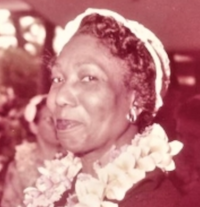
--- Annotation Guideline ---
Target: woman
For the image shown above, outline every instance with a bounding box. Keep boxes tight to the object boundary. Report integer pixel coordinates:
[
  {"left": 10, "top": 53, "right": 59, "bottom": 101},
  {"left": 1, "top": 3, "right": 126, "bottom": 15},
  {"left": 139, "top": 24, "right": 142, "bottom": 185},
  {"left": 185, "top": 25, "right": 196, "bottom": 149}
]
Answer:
[
  {"left": 24, "top": 9, "right": 183, "bottom": 207},
  {"left": 1, "top": 95, "right": 61, "bottom": 207}
]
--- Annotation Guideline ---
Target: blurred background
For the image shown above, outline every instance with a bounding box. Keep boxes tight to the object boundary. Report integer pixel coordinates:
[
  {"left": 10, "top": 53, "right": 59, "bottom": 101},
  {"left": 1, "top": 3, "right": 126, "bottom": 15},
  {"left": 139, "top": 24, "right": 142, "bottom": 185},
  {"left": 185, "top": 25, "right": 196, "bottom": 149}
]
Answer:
[
  {"left": 0, "top": 0, "right": 200, "bottom": 198},
  {"left": 1, "top": 0, "right": 200, "bottom": 101},
  {"left": 1, "top": 0, "right": 200, "bottom": 97}
]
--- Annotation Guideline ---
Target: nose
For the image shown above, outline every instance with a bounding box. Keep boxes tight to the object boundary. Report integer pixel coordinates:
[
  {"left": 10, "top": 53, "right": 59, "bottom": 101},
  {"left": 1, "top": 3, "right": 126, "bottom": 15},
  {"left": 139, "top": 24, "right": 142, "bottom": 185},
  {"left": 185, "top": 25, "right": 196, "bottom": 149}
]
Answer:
[{"left": 55, "top": 82, "right": 77, "bottom": 107}]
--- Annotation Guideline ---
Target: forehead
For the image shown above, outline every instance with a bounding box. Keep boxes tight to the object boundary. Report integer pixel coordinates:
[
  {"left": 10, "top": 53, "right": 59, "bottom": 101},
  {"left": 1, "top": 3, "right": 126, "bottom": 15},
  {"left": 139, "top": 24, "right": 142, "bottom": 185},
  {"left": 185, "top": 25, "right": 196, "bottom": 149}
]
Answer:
[
  {"left": 53, "top": 34, "right": 127, "bottom": 76},
  {"left": 61, "top": 34, "right": 110, "bottom": 55}
]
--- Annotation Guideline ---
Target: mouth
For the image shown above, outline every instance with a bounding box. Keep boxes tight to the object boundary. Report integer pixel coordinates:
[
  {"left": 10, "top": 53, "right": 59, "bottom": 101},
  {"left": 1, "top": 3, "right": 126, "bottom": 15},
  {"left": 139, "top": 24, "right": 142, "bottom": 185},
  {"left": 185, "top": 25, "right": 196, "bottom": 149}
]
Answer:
[{"left": 56, "top": 119, "right": 82, "bottom": 132}]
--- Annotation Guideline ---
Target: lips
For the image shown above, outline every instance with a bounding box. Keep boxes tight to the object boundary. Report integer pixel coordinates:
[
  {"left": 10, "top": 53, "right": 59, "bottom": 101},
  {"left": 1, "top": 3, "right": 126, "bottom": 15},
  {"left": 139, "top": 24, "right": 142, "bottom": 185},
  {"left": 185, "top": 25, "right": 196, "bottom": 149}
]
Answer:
[{"left": 56, "top": 119, "right": 82, "bottom": 131}]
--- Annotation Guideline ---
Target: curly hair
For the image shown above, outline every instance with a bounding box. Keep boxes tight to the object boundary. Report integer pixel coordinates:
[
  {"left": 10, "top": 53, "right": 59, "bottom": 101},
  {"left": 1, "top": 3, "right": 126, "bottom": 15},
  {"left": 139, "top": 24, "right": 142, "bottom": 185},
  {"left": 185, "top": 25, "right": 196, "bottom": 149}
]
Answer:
[{"left": 76, "top": 13, "right": 156, "bottom": 132}]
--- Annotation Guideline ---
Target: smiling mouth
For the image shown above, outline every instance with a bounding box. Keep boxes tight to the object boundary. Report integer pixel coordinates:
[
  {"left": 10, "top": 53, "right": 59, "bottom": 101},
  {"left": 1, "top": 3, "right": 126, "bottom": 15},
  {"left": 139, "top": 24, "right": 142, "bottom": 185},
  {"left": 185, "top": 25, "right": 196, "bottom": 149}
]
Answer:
[{"left": 56, "top": 119, "right": 82, "bottom": 131}]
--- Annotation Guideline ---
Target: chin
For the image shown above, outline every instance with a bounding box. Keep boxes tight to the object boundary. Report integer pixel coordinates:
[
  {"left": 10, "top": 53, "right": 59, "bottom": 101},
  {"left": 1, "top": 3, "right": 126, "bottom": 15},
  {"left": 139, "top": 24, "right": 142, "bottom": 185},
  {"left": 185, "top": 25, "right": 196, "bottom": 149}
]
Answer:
[
  {"left": 59, "top": 140, "right": 83, "bottom": 154},
  {"left": 60, "top": 143, "right": 93, "bottom": 157}
]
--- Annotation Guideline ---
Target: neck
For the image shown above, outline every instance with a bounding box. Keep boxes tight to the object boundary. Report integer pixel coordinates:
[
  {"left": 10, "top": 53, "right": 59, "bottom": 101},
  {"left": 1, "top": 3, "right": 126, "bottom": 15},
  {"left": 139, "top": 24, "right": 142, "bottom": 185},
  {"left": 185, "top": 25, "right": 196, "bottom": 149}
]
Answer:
[
  {"left": 80, "top": 125, "right": 138, "bottom": 177},
  {"left": 37, "top": 136, "right": 60, "bottom": 160}
]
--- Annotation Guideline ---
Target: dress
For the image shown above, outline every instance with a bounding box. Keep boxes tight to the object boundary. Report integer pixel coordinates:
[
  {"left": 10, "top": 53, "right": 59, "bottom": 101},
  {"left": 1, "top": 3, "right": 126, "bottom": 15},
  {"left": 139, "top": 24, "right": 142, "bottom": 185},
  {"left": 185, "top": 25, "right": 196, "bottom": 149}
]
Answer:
[
  {"left": 118, "top": 169, "right": 181, "bottom": 207},
  {"left": 176, "top": 181, "right": 200, "bottom": 207}
]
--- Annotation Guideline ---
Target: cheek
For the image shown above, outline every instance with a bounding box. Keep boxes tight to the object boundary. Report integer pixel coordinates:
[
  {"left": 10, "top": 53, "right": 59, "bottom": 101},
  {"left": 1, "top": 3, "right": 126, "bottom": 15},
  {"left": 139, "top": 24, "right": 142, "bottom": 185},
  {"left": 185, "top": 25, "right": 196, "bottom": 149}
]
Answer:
[
  {"left": 80, "top": 89, "right": 117, "bottom": 122},
  {"left": 47, "top": 90, "right": 56, "bottom": 113},
  {"left": 40, "top": 121, "right": 55, "bottom": 136}
]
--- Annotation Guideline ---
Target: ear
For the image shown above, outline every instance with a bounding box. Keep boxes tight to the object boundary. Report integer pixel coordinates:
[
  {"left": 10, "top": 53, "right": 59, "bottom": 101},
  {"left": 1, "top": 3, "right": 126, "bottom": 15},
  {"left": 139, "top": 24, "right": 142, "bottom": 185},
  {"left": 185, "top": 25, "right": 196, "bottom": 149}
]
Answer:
[
  {"left": 129, "top": 91, "right": 142, "bottom": 116},
  {"left": 129, "top": 90, "right": 137, "bottom": 107},
  {"left": 29, "top": 122, "right": 38, "bottom": 135}
]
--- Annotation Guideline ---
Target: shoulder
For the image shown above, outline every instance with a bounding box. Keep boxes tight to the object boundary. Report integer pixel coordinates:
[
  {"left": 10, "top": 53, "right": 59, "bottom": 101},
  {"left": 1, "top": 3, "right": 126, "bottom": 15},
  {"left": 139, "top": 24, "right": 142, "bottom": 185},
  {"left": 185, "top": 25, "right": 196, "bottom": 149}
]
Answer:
[
  {"left": 119, "top": 169, "right": 181, "bottom": 207},
  {"left": 176, "top": 179, "right": 200, "bottom": 207}
]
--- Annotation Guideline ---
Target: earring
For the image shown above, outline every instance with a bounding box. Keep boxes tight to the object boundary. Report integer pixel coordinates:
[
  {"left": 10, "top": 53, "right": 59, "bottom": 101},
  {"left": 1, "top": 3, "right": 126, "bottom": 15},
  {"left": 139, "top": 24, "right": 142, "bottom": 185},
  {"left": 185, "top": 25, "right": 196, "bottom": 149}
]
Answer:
[{"left": 126, "top": 107, "right": 137, "bottom": 123}]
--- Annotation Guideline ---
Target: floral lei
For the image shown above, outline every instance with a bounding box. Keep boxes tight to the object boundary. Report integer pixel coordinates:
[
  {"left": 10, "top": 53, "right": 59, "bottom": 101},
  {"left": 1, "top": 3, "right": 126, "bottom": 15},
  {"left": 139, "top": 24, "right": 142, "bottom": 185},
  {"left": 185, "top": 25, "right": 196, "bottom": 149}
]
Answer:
[{"left": 23, "top": 124, "right": 183, "bottom": 207}]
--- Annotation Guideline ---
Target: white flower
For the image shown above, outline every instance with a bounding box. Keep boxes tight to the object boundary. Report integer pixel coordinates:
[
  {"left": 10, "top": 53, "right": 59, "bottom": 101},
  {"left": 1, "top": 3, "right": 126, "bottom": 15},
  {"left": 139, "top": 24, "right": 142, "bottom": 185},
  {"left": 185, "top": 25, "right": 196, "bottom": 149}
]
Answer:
[
  {"left": 66, "top": 194, "right": 79, "bottom": 207},
  {"left": 74, "top": 173, "right": 117, "bottom": 207},
  {"left": 137, "top": 156, "right": 156, "bottom": 171},
  {"left": 169, "top": 140, "right": 183, "bottom": 156},
  {"left": 75, "top": 174, "right": 105, "bottom": 200},
  {"left": 96, "top": 152, "right": 145, "bottom": 201},
  {"left": 35, "top": 175, "right": 53, "bottom": 192},
  {"left": 134, "top": 124, "right": 183, "bottom": 171},
  {"left": 23, "top": 187, "right": 41, "bottom": 207}
]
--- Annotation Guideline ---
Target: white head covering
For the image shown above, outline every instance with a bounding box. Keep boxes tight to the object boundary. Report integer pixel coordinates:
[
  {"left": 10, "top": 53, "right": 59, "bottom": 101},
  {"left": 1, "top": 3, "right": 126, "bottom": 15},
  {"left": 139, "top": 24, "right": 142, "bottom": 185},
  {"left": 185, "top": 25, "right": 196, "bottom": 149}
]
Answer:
[
  {"left": 62, "top": 8, "right": 170, "bottom": 112},
  {"left": 24, "top": 94, "right": 47, "bottom": 122}
]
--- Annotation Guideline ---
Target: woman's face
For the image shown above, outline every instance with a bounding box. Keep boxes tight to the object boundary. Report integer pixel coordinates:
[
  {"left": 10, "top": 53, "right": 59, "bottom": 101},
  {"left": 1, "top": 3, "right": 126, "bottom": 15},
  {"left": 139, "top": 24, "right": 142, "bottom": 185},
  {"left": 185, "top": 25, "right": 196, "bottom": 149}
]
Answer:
[{"left": 47, "top": 34, "right": 135, "bottom": 155}]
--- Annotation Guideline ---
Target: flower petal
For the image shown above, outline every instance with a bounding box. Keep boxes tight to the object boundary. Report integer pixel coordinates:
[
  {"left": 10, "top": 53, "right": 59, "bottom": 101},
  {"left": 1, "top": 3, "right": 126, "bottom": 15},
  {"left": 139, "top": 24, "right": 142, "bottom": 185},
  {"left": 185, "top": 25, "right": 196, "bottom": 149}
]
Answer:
[
  {"left": 75, "top": 174, "right": 105, "bottom": 200},
  {"left": 137, "top": 156, "right": 155, "bottom": 171},
  {"left": 105, "top": 172, "right": 137, "bottom": 201},
  {"left": 97, "top": 163, "right": 124, "bottom": 184},
  {"left": 37, "top": 167, "right": 50, "bottom": 177},
  {"left": 128, "top": 169, "right": 146, "bottom": 184},
  {"left": 169, "top": 140, "right": 184, "bottom": 156},
  {"left": 105, "top": 179, "right": 126, "bottom": 200},
  {"left": 149, "top": 138, "right": 170, "bottom": 153},
  {"left": 164, "top": 160, "right": 175, "bottom": 171},
  {"left": 149, "top": 152, "right": 162, "bottom": 164},
  {"left": 126, "top": 145, "right": 141, "bottom": 160},
  {"left": 96, "top": 167, "right": 109, "bottom": 184},
  {"left": 79, "top": 195, "right": 101, "bottom": 207},
  {"left": 74, "top": 204, "right": 89, "bottom": 207},
  {"left": 102, "top": 201, "right": 118, "bottom": 207},
  {"left": 113, "top": 152, "right": 135, "bottom": 171}
]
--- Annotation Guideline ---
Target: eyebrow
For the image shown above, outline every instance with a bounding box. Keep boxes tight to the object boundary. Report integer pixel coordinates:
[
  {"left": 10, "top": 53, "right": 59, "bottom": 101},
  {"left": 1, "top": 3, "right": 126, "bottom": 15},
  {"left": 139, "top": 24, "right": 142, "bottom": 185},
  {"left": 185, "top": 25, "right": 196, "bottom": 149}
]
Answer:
[{"left": 49, "top": 57, "right": 107, "bottom": 75}]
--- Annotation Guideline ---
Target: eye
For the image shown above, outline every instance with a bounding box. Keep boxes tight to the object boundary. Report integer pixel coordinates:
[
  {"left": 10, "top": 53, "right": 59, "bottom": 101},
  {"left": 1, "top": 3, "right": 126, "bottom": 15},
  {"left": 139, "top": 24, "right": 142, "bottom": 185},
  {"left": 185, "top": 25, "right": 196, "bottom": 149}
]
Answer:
[
  {"left": 51, "top": 77, "right": 64, "bottom": 84},
  {"left": 82, "top": 76, "right": 97, "bottom": 82}
]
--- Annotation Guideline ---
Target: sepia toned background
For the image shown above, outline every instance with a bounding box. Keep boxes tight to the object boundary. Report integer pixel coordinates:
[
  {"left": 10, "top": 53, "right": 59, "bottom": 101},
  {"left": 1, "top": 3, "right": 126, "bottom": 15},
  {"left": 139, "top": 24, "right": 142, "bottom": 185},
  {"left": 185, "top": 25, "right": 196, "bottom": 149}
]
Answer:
[{"left": 0, "top": 0, "right": 200, "bottom": 200}]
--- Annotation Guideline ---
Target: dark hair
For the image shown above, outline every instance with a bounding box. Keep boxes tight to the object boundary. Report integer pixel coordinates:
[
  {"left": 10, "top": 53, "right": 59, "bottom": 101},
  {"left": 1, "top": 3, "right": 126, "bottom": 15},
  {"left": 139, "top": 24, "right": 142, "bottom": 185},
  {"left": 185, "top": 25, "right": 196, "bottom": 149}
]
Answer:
[
  {"left": 76, "top": 13, "right": 156, "bottom": 132},
  {"left": 33, "top": 97, "right": 47, "bottom": 124}
]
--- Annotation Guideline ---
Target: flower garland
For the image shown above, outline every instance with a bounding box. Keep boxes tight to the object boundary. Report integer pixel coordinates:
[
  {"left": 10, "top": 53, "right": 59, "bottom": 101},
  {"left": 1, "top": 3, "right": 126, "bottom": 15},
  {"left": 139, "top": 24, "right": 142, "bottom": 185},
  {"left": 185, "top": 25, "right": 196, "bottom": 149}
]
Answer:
[{"left": 23, "top": 124, "right": 183, "bottom": 207}]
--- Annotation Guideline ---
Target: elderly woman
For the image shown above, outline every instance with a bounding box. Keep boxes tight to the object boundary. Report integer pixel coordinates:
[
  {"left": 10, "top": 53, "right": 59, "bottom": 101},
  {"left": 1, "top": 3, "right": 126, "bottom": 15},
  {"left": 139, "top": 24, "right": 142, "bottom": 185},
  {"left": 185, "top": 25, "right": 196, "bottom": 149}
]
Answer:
[{"left": 24, "top": 8, "right": 183, "bottom": 207}]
